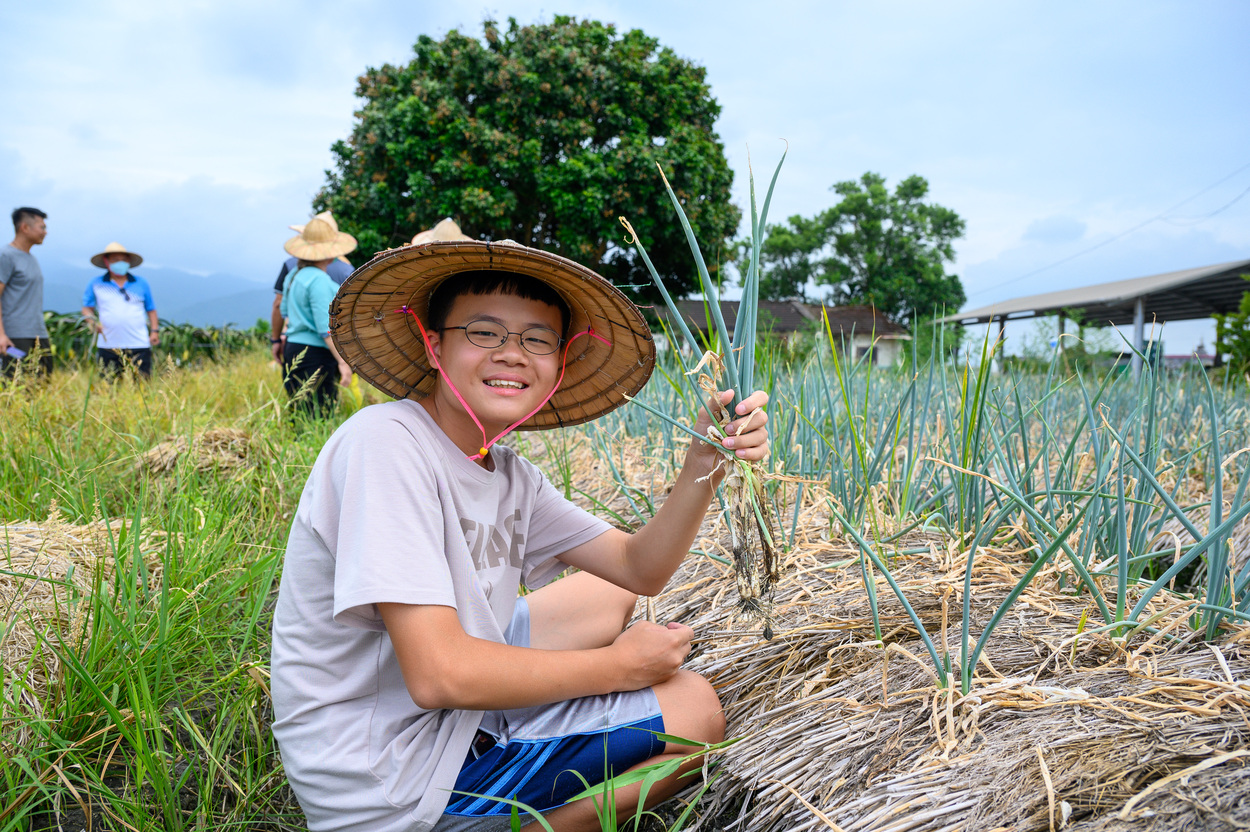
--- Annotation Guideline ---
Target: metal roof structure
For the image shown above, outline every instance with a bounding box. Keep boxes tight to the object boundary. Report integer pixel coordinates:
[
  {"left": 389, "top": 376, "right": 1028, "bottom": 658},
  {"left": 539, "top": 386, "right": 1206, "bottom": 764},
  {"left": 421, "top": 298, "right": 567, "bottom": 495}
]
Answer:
[{"left": 945, "top": 258, "right": 1250, "bottom": 326}]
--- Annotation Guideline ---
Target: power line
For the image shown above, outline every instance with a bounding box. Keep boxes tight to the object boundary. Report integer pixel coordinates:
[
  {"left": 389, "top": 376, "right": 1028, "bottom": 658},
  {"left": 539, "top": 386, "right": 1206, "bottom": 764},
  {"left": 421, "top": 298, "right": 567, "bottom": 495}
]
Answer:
[
  {"left": 1161, "top": 182, "right": 1250, "bottom": 226},
  {"left": 966, "top": 160, "right": 1250, "bottom": 300}
]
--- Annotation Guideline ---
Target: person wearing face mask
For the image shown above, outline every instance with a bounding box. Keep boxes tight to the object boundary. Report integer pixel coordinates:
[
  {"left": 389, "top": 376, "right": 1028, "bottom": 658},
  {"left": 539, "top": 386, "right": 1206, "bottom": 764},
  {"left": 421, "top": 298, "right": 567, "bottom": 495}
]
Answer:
[{"left": 82, "top": 242, "right": 160, "bottom": 377}]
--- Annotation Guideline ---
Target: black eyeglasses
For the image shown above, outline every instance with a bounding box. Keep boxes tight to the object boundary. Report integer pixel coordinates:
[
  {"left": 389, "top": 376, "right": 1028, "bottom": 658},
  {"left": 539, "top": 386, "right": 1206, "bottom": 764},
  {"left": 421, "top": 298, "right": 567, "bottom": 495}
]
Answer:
[{"left": 442, "top": 320, "right": 563, "bottom": 356}]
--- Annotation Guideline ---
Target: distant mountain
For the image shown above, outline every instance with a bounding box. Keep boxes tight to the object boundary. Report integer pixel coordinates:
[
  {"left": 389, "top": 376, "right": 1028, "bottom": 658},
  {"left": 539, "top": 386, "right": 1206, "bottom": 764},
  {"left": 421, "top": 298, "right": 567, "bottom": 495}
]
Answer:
[
  {"left": 42, "top": 263, "right": 278, "bottom": 328},
  {"left": 166, "top": 288, "right": 274, "bottom": 329}
]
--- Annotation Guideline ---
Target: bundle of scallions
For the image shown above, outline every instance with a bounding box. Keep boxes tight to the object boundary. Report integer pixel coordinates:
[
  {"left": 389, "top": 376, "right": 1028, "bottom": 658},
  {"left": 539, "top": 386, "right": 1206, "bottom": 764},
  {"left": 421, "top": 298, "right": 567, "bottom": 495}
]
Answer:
[{"left": 620, "top": 150, "right": 789, "bottom": 637}]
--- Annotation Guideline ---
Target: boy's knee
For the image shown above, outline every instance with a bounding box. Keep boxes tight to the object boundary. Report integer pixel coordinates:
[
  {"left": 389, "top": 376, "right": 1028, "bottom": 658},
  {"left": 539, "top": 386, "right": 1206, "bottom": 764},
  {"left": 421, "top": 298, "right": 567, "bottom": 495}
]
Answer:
[{"left": 656, "top": 670, "right": 725, "bottom": 748}]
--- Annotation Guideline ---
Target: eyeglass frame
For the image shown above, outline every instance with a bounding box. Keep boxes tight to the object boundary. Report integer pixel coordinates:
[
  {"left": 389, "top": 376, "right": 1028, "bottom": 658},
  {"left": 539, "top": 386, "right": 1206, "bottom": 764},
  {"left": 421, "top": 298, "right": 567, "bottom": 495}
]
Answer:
[{"left": 439, "top": 319, "right": 565, "bottom": 356}]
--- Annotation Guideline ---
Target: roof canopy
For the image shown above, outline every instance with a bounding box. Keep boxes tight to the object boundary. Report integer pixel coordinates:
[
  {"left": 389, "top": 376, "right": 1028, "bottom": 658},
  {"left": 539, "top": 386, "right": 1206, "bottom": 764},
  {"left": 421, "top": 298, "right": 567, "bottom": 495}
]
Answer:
[
  {"left": 660, "top": 301, "right": 910, "bottom": 339},
  {"left": 945, "top": 258, "right": 1250, "bottom": 326}
]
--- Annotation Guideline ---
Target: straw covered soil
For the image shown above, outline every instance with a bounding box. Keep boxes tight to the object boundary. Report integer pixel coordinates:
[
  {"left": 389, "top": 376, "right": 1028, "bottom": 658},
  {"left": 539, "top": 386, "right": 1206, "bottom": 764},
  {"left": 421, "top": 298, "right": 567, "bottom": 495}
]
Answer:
[
  {"left": 1, "top": 510, "right": 165, "bottom": 750},
  {"left": 549, "top": 430, "right": 1250, "bottom": 832},
  {"left": 139, "top": 426, "right": 258, "bottom": 474}
]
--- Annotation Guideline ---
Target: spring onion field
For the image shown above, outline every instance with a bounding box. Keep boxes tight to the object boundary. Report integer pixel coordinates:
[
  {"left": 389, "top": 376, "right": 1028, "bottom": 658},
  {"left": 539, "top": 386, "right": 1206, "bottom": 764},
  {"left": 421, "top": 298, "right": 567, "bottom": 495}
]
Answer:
[{"left": 2, "top": 336, "right": 1248, "bottom": 831}]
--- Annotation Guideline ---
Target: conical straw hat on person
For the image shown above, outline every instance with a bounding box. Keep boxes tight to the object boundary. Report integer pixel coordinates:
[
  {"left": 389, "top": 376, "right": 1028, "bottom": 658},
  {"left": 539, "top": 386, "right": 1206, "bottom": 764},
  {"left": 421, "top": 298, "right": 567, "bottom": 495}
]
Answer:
[
  {"left": 411, "top": 218, "right": 472, "bottom": 246},
  {"left": 330, "top": 240, "right": 655, "bottom": 430},
  {"left": 284, "top": 216, "right": 357, "bottom": 261},
  {"left": 90, "top": 242, "right": 143, "bottom": 269}
]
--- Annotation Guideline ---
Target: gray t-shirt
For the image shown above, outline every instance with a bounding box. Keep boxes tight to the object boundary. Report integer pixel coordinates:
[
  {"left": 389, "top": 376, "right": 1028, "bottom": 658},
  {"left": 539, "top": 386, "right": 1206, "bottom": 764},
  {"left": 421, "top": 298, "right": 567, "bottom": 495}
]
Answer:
[
  {"left": 0, "top": 244, "right": 48, "bottom": 338},
  {"left": 270, "top": 400, "right": 611, "bottom": 832}
]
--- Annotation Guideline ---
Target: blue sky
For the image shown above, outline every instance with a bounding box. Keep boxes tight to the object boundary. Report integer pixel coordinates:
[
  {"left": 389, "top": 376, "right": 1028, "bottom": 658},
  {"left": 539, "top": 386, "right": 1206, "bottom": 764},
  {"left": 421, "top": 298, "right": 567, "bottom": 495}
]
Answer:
[{"left": 2, "top": 1, "right": 1248, "bottom": 351}]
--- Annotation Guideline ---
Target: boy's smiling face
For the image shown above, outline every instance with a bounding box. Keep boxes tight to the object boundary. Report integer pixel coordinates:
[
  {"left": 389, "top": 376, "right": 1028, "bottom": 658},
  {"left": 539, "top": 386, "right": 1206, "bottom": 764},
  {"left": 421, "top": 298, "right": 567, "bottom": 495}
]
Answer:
[{"left": 423, "top": 290, "right": 564, "bottom": 451}]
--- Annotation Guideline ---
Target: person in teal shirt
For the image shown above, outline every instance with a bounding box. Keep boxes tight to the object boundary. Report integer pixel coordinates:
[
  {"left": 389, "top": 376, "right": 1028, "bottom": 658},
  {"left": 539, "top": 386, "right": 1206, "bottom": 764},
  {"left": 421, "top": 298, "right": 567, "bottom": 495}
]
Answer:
[{"left": 279, "top": 216, "right": 357, "bottom": 416}]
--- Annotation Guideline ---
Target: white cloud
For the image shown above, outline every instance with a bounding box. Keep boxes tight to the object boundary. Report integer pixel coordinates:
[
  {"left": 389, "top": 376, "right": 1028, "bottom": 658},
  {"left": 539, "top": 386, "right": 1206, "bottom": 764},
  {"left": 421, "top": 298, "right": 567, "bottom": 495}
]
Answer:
[{"left": 0, "top": 0, "right": 1246, "bottom": 347}]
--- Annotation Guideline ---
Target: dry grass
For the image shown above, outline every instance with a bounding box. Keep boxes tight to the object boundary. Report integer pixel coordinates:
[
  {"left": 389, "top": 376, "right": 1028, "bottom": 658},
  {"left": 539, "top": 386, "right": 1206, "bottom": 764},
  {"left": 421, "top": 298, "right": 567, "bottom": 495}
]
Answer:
[
  {"left": 139, "top": 427, "right": 259, "bottom": 474},
  {"left": 552, "top": 432, "right": 1250, "bottom": 831}
]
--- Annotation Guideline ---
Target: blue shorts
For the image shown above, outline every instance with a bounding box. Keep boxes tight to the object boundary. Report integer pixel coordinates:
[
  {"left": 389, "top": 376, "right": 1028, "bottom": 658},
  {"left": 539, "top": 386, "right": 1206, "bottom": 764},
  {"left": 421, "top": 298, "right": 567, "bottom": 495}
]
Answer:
[{"left": 441, "top": 599, "right": 665, "bottom": 819}]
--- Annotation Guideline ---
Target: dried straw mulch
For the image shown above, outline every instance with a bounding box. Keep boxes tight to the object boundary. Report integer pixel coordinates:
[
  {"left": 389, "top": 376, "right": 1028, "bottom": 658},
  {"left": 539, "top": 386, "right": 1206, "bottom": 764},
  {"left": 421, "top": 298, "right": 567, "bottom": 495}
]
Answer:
[
  {"left": 1, "top": 511, "right": 165, "bottom": 750},
  {"left": 552, "top": 432, "right": 1250, "bottom": 832},
  {"left": 139, "top": 427, "right": 257, "bottom": 474}
]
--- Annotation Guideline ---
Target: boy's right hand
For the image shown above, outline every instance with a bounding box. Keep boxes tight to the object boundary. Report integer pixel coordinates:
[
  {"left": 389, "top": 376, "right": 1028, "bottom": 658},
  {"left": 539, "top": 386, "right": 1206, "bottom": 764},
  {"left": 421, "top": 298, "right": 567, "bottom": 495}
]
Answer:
[{"left": 609, "top": 620, "right": 693, "bottom": 690}]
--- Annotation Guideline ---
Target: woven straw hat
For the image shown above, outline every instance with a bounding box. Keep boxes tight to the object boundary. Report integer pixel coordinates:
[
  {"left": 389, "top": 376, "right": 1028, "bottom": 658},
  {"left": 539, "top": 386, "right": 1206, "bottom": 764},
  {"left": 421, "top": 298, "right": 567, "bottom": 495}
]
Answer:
[
  {"left": 288, "top": 210, "right": 337, "bottom": 234},
  {"left": 411, "top": 218, "right": 472, "bottom": 246},
  {"left": 284, "top": 216, "right": 358, "bottom": 261},
  {"left": 287, "top": 213, "right": 352, "bottom": 264},
  {"left": 90, "top": 242, "right": 143, "bottom": 269},
  {"left": 330, "top": 240, "right": 656, "bottom": 430}
]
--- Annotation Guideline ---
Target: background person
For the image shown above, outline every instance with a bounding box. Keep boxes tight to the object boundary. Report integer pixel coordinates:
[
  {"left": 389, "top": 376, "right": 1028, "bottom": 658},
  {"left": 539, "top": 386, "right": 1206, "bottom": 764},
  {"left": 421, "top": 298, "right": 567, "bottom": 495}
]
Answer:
[
  {"left": 0, "top": 206, "right": 52, "bottom": 376},
  {"left": 409, "top": 216, "right": 472, "bottom": 246},
  {"left": 271, "top": 211, "right": 353, "bottom": 362},
  {"left": 82, "top": 243, "right": 160, "bottom": 377},
  {"left": 279, "top": 215, "right": 356, "bottom": 416}
]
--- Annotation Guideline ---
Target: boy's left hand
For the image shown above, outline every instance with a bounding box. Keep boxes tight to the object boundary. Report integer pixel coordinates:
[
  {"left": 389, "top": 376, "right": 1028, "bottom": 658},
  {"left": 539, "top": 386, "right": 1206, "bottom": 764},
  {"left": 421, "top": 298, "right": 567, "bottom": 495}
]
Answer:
[{"left": 692, "top": 389, "right": 770, "bottom": 464}]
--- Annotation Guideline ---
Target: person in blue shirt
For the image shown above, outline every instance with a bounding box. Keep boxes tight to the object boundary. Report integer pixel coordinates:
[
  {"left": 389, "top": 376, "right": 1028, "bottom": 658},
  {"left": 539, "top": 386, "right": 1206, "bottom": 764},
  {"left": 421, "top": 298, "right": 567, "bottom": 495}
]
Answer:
[
  {"left": 280, "top": 216, "right": 356, "bottom": 416},
  {"left": 270, "top": 211, "right": 353, "bottom": 362},
  {"left": 81, "top": 242, "right": 159, "bottom": 378}
]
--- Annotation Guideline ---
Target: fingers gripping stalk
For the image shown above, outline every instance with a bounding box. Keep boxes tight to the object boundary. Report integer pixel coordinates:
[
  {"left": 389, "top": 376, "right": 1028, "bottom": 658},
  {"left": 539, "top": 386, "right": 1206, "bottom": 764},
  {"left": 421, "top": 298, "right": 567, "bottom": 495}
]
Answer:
[{"left": 692, "top": 354, "right": 783, "bottom": 634}]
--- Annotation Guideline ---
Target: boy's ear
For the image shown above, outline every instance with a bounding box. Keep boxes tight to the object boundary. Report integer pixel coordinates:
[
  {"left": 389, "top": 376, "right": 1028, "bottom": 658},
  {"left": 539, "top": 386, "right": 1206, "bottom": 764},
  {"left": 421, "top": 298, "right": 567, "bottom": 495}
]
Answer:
[{"left": 426, "top": 330, "right": 442, "bottom": 362}]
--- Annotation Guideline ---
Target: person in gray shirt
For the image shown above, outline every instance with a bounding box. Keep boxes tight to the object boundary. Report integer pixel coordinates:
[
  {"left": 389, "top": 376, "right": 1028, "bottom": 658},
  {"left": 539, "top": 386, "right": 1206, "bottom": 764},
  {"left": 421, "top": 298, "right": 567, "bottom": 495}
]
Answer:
[{"left": 0, "top": 207, "right": 52, "bottom": 376}]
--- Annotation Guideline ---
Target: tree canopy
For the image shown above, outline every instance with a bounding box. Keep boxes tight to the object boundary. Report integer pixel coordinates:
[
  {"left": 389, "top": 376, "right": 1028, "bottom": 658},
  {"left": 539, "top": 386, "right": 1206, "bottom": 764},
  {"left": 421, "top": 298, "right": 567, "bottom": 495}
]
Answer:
[
  {"left": 316, "top": 16, "right": 740, "bottom": 301},
  {"left": 748, "top": 172, "right": 967, "bottom": 323}
]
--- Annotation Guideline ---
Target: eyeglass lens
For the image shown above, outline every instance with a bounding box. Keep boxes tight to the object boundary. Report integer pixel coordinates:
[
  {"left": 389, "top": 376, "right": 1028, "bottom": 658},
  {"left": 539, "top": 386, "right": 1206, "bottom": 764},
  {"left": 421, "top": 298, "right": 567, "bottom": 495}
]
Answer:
[{"left": 461, "top": 320, "right": 561, "bottom": 355}]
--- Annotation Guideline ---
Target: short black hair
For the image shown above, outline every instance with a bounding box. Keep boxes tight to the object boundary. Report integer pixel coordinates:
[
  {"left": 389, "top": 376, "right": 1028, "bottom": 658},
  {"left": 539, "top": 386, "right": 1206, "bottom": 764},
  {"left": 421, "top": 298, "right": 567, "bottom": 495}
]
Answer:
[
  {"left": 427, "top": 271, "right": 570, "bottom": 335},
  {"left": 11, "top": 207, "right": 46, "bottom": 232}
]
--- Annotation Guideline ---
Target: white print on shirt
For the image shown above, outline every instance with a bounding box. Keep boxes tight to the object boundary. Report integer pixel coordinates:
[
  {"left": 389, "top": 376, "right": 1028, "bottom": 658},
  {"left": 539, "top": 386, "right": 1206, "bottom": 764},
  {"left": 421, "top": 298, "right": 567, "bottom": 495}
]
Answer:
[{"left": 460, "top": 509, "right": 525, "bottom": 572}]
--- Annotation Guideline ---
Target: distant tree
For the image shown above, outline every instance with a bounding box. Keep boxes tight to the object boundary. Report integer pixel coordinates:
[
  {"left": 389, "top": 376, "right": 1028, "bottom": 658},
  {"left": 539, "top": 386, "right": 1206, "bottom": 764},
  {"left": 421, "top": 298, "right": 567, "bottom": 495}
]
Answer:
[
  {"left": 735, "top": 213, "right": 825, "bottom": 302},
  {"left": 316, "top": 16, "right": 740, "bottom": 301},
  {"left": 748, "top": 172, "right": 966, "bottom": 323},
  {"left": 1214, "top": 275, "right": 1250, "bottom": 372}
]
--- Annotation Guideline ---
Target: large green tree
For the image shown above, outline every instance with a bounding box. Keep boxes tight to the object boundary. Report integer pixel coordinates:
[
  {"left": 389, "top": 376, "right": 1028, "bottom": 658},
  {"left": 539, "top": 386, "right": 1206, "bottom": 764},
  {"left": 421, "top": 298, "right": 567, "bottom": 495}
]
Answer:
[
  {"left": 749, "top": 173, "right": 966, "bottom": 322},
  {"left": 316, "top": 16, "right": 740, "bottom": 301}
]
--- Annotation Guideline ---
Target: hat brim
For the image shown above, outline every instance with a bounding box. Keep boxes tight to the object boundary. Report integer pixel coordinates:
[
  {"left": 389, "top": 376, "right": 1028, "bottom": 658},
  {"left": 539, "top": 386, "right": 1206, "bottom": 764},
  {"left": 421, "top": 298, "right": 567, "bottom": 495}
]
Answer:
[
  {"left": 330, "top": 241, "right": 656, "bottom": 430},
  {"left": 90, "top": 251, "right": 143, "bottom": 269},
  {"left": 284, "top": 231, "right": 358, "bottom": 261}
]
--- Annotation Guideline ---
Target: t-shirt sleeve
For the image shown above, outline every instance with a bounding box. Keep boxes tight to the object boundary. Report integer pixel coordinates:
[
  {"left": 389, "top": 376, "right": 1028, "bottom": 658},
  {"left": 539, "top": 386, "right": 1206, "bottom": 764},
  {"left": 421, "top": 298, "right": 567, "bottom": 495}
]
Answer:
[
  {"left": 328, "top": 259, "right": 352, "bottom": 285},
  {"left": 274, "top": 261, "right": 290, "bottom": 294},
  {"left": 0, "top": 252, "right": 12, "bottom": 286},
  {"left": 140, "top": 279, "right": 156, "bottom": 311},
  {"left": 519, "top": 468, "right": 613, "bottom": 589},
  {"left": 82, "top": 282, "right": 97, "bottom": 308},
  {"left": 316, "top": 412, "right": 459, "bottom": 629},
  {"left": 312, "top": 274, "right": 337, "bottom": 336}
]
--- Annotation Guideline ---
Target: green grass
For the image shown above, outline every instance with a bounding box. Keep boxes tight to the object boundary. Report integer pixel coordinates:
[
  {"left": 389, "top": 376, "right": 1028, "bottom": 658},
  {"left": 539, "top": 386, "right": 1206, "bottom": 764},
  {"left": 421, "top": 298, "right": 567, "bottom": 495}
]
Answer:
[{"left": 1, "top": 349, "right": 337, "bottom": 831}]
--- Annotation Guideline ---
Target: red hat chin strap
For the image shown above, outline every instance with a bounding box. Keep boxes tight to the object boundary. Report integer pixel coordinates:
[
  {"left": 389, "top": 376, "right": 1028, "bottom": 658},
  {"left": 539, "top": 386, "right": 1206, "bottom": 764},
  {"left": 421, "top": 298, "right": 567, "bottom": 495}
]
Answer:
[{"left": 401, "top": 307, "right": 609, "bottom": 461}]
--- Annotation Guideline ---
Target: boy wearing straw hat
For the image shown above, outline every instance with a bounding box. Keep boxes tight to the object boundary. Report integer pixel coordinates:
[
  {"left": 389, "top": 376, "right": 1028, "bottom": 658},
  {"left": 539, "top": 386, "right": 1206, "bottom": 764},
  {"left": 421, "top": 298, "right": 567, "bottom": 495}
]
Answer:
[
  {"left": 81, "top": 242, "right": 159, "bottom": 377},
  {"left": 270, "top": 239, "right": 770, "bottom": 831}
]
